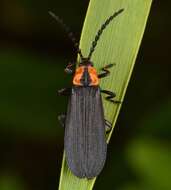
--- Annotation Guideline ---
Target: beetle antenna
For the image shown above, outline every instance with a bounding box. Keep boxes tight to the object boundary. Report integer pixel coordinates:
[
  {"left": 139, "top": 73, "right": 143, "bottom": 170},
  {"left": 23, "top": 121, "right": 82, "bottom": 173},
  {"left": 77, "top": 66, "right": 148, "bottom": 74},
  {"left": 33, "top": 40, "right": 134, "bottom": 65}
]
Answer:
[
  {"left": 87, "top": 9, "right": 124, "bottom": 60},
  {"left": 49, "top": 11, "right": 84, "bottom": 60}
]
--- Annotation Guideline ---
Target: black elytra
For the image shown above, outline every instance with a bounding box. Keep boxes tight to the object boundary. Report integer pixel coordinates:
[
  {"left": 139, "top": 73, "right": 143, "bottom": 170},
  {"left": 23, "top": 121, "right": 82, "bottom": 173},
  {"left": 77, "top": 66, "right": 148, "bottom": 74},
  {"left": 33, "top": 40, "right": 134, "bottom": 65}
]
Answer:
[{"left": 49, "top": 8, "right": 124, "bottom": 178}]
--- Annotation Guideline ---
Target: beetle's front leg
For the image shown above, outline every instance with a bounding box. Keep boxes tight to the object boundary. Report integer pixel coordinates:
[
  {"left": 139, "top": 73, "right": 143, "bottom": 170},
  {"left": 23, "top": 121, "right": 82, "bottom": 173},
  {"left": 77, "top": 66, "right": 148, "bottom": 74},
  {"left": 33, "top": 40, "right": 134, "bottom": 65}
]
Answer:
[
  {"left": 98, "top": 63, "right": 115, "bottom": 79},
  {"left": 58, "top": 87, "right": 71, "bottom": 96},
  {"left": 64, "top": 62, "right": 76, "bottom": 74}
]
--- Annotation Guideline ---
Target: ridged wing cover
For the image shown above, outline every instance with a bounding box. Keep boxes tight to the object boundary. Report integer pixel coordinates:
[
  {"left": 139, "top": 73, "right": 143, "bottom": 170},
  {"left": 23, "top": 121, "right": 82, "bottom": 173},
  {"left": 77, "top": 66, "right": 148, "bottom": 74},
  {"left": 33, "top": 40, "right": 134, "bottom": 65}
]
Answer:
[{"left": 64, "top": 86, "right": 107, "bottom": 178}]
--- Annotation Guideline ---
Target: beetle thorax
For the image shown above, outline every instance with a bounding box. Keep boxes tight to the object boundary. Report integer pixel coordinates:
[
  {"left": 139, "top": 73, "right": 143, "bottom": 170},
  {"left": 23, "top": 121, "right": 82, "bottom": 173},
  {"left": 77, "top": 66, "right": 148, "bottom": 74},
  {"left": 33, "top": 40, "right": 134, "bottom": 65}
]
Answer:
[{"left": 73, "top": 65, "right": 99, "bottom": 87}]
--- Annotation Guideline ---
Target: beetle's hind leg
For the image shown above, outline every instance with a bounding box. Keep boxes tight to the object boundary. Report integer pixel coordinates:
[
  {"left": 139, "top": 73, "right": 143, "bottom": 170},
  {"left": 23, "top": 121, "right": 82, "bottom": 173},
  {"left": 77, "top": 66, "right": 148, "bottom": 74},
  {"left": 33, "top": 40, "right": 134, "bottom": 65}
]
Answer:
[
  {"left": 58, "top": 114, "right": 66, "bottom": 128},
  {"left": 105, "top": 119, "right": 112, "bottom": 133},
  {"left": 101, "top": 90, "right": 121, "bottom": 104},
  {"left": 98, "top": 63, "right": 116, "bottom": 79},
  {"left": 57, "top": 88, "right": 70, "bottom": 127}
]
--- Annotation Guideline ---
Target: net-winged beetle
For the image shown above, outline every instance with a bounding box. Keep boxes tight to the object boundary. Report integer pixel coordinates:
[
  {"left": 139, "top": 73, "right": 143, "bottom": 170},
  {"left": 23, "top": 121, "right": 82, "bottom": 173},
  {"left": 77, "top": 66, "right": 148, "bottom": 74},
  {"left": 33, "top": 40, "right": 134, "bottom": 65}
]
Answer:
[{"left": 49, "top": 9, "right": 124, "bottom": 179}]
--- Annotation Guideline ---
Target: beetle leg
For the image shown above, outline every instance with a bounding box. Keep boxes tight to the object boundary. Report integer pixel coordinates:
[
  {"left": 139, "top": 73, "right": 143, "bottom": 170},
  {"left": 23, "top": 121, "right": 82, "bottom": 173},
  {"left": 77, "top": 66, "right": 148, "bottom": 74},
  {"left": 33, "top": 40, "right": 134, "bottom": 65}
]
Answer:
[
  {"left": 58, "top": 87, "right": 71, "bottom": 96},
  {"left": 58, "top": 114, "right": 66, "bottom": 128},
  {"left": 98, "top": 63, "right": 116, "bottom": 79},
  {"left": 64, "top": 62, "right": 76, "bottom": 74},
  {"left": 101, "top": 90, "right": 121, "bottom": 104},
  {"left": 105, "top": 119, "right": 112, "bottom": 133}
]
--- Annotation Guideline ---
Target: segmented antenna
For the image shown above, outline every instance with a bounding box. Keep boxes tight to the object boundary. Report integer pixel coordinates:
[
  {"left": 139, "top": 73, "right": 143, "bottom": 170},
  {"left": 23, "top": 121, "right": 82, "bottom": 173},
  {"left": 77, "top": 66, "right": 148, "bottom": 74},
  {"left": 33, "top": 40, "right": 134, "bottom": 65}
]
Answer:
[
  {"left": 49, "top": 11, "right": 84, "bottom": 60},
  {"left": 88, "top": 9, "right": 124, "bottom": 60}
]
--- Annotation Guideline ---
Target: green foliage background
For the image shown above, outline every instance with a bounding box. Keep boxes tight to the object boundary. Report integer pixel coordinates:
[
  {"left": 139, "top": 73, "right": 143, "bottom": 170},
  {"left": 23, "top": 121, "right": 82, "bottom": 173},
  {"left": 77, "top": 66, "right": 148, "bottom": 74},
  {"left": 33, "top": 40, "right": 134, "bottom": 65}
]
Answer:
[{"left": 0, "top": 0, "right": 170, "bottom": 190}]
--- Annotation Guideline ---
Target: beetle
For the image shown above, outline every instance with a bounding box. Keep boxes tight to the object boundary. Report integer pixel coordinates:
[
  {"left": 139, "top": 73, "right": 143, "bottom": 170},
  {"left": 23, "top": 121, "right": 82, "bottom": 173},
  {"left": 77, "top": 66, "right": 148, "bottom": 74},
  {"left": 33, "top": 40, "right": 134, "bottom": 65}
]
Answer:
[{"left": 49, "top": 9, "right": 124, "bottom": 178}]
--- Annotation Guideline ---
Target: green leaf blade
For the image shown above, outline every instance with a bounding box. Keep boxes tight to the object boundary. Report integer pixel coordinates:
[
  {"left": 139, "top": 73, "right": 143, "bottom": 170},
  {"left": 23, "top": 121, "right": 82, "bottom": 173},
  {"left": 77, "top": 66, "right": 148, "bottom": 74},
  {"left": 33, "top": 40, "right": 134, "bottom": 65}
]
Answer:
[{"left": 59, "top": 0, "right": 152, "bottom": 189}]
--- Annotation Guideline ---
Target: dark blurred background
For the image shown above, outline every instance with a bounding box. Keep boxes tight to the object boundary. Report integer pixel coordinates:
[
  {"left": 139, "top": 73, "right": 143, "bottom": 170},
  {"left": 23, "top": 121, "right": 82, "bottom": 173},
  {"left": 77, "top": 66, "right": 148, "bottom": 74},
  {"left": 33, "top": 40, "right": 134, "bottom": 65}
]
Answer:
[{"left": 0, "top": 0, "right": 170, "bottom": 190}]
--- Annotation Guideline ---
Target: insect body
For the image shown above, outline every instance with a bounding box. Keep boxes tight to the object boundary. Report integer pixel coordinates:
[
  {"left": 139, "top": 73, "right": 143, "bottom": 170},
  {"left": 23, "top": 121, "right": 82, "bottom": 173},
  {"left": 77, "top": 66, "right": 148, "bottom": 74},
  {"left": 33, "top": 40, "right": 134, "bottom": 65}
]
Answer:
[
  {"left": 65, "top": 61, "right": 106, "bottom": 178},
  {"left": 49, "top": 9, "right": 124, "bottom": 178}
]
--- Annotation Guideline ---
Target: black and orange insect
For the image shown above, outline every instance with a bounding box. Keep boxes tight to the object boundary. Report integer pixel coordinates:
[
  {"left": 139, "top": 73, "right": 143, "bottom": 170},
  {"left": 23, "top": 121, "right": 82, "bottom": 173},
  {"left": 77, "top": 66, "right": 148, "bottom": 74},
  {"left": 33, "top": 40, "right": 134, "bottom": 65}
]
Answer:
[{"left": 49, "top": 9, "right": 124, "bottom": 178}]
